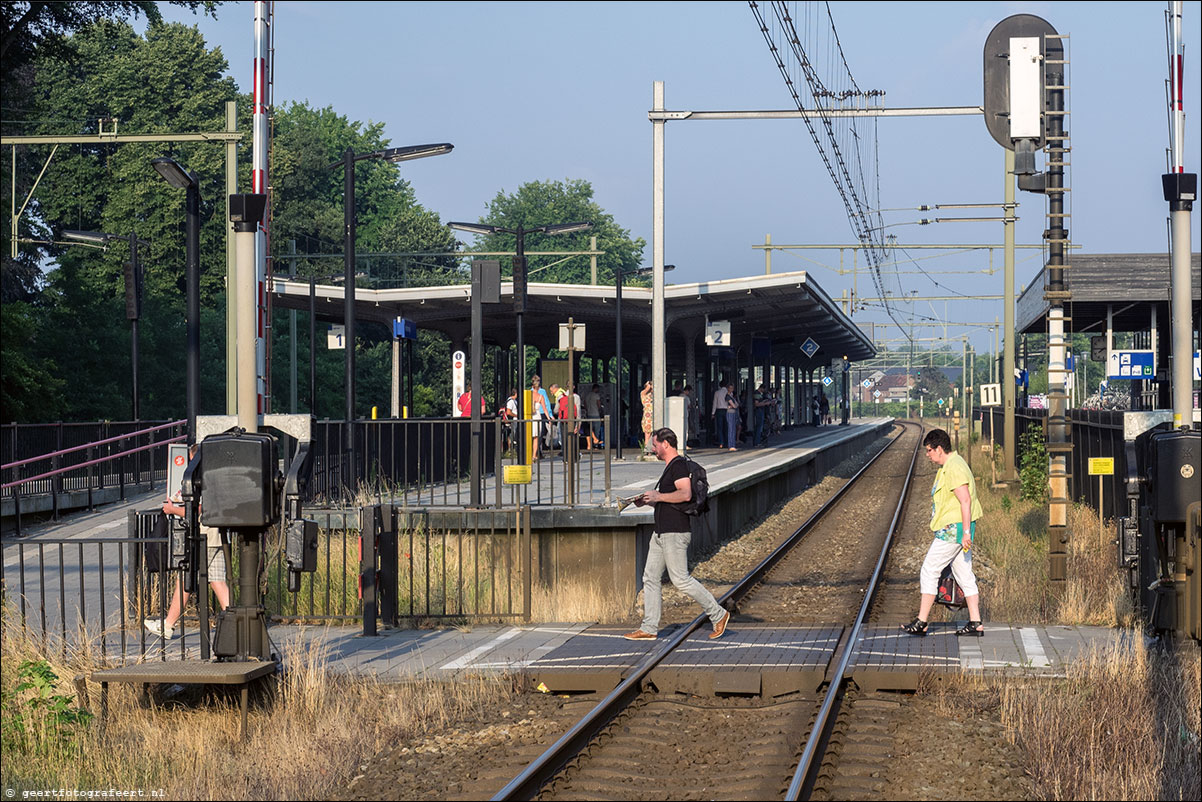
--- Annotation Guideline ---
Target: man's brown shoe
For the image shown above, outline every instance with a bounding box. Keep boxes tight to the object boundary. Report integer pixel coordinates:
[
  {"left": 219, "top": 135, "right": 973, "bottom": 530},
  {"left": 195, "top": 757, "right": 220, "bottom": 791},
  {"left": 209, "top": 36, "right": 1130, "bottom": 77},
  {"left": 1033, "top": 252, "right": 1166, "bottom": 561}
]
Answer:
[
  {"left": 623, "top": 630, "right": 656, "bottom": 640},
  {"left": 709, "top": 610, "right": 731, "bottom": 640}
]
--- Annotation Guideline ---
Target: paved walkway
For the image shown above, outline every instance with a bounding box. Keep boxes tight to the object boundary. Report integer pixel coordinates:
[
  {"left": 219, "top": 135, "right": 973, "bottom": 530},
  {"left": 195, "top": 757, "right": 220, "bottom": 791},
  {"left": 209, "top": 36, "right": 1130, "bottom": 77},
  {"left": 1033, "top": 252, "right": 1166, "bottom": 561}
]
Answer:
[{"left": 105, "top": 620, "right": 1128, "bottom": 687}]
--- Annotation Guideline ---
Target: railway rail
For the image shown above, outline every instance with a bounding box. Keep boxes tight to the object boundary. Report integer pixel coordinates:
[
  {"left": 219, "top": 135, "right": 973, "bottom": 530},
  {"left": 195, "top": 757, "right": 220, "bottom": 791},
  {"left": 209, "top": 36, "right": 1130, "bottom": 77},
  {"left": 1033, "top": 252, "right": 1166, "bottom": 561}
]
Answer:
[{"left": 488, "top": 422, "right": 924, "bottom": 801}]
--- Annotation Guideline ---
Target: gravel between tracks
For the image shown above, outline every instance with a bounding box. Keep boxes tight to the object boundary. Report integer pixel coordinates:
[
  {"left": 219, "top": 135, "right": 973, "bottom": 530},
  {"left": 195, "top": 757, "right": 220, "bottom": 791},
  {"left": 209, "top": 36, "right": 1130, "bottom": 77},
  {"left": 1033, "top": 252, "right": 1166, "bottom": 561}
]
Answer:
[{"left": 336, "top": 427, "right": 1034, "bottom": 801}]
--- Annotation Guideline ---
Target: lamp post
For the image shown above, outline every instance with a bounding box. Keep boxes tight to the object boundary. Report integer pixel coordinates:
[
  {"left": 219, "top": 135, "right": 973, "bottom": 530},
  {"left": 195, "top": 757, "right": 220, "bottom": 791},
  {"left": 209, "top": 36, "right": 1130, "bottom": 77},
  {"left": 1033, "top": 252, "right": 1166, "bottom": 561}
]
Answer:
[
  {"left": 151, "top": 157, "right": 200, "bottom": 445},
  {"left": 447, "top": 220, "right": 592, "bottom": 464},
  {"left": 614, "top": 263, "right": 673, "bottom": 460},
  {"left": 63, "top": 229, "right": 150, "bottom": 420},
  {"left": 331, "top": 143, "right": 453, "bottom": 489}
]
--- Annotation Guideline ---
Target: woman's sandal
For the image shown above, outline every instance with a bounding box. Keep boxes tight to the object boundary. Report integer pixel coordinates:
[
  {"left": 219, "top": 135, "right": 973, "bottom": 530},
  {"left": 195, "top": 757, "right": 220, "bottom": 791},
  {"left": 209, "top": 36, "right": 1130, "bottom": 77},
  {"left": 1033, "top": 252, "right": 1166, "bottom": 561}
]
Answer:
[
  {"left": 901, "top": 617, "right": 929, "bottom": 636},
  {"left": 955, "top": 620, "right": 984, "bottom": 637}
]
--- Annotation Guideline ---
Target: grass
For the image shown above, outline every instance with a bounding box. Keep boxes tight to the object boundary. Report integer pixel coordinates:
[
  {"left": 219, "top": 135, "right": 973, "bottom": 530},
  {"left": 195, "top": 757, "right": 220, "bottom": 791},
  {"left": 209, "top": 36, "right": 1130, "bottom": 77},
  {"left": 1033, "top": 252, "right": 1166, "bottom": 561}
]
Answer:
[
  {"left": 926, "top": 638, "right": 1201, "bottom": 801},
  {"left": 966, "top": 443, "right": 1132, "bottom": 627},
  {"left": 0, "top": 618, "right": 524, "bottom": 800}
]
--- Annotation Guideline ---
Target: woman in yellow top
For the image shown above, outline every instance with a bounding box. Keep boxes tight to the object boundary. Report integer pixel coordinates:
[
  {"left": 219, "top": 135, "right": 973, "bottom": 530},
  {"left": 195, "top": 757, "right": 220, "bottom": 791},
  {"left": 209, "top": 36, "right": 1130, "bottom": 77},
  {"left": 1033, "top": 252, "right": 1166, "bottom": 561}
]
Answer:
[{"left": 903, "top": 428, "right": 985, "bottom": 636}]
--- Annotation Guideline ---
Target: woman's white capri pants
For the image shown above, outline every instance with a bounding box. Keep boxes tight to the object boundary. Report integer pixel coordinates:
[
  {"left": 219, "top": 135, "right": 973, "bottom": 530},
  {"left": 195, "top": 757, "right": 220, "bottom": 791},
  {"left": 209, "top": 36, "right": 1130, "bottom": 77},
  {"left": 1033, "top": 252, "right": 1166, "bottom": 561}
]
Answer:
[{"left": 919, "top": 538, "right": 979, "bottom": 597}]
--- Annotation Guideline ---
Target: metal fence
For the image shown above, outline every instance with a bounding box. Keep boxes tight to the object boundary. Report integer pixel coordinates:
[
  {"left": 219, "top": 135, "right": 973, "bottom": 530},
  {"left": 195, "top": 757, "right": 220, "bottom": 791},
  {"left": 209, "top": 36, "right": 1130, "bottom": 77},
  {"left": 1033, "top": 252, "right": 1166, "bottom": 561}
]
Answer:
[
  {"left": 1, "top": 516, "right": 180, "bottom": 663},
  {"left": 308, "top": 416, "right": 611, "bottom": 507},
  {"left": 2, "top": 420, "right": 186, "bottom": 531},
  {"left": 976, "top": 406, "right": 1129, "bottom": 520}
]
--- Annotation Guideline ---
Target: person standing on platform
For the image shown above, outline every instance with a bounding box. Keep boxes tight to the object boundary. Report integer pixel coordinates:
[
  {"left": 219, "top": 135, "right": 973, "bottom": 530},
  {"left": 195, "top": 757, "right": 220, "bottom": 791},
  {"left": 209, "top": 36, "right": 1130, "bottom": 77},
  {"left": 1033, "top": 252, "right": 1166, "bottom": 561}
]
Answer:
[
  {"left": 640, "top": 380, "right": 654, "bottom": 453},
  {"left": 712, "top": 381, "right": 728, "bottom": 448},
  {"left": 531, "top": 375, "right": 551, "bottom": 459},
  {"left": 903, "top": 428, "right": 985, "bottom": 637},
  {"left": 623, "top": 427, "right": 730, "bottom": 641},
  {"left": 144, "top": 445, "right": 231, "bottom": 639},
  {"left": 724, "top": 383, "right": 740, "bottom": 451},
  {"left": 819, "top": 392, "right": 831, "bottom": 426},
  {"left": 584, "top": 383, "right": 604, "bottom": 450},
  {"left": 753, "top": 382, "right": 771, "bottom": 447}
]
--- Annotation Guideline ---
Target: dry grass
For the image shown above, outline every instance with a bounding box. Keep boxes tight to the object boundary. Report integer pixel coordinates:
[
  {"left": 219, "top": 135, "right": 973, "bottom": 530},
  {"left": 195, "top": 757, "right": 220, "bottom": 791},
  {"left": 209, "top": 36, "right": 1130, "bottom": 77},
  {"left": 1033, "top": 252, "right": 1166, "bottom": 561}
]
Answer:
[
  {"left": 999, "top": 639, "right": 1200, "bottom": 800},
  {"left": 971, "top": 448, "right": 1131, "bottom": 627},
  {"left": 0, "top": 620, "right": 522, "bottom": 800}
]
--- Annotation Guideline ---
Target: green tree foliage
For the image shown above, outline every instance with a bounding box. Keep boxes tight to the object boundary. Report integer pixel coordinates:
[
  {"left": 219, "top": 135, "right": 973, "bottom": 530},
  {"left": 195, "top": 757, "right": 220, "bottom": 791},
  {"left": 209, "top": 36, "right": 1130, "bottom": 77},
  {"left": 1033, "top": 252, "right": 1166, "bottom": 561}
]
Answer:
[
  {"left": 913, "top": 363, "right": 954, "bottom": 403},
  {"left": 2, "top": 20, "right": 243, "bottom": 423},
  {"left": 266, "top": 102, "right": 462, "bottom": 419},
  {"left": 1, "top": 2, "right": 218, "bottom": 302},
  {"left": 470, "top": 179, "right": 644, "bottom": 285}
]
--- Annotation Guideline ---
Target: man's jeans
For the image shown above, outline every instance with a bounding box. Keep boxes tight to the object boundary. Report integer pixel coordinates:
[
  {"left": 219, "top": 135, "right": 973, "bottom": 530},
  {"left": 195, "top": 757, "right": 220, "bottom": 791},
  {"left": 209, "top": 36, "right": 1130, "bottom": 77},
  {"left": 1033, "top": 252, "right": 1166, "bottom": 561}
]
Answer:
[{"left": 639, "top": 530, "right": 726, "bottom": 633}]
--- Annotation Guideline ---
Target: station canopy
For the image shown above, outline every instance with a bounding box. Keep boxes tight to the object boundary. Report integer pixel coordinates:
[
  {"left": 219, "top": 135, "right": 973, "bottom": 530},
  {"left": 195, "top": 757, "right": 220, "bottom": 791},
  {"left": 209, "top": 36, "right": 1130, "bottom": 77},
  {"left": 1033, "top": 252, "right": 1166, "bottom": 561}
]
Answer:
[
  {"left": 272, "top": 269, "right": 876, "bottom": 366},
  {"left": 1017, "top": 252, "right": 1200, "bottom": 335}
]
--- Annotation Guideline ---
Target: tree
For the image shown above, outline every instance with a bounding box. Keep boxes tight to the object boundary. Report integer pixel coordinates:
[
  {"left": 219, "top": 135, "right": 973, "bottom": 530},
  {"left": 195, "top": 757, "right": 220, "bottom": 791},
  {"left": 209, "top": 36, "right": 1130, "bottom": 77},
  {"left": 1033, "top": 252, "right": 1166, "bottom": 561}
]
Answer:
[
  {"left": 1, "top": 2, "right": 218, "bottom": 302},
  {"left": 266, "top": 102, "right": 464, "bottom": 419},
  {"left": 469, "top": 179, "right": 644, "bottom": 285},
  {"left": 913, "top": 363, "right": 954, "bottom": 404},
  {"left": 2, "top": 19, "right": 241, "bottom": 423}
]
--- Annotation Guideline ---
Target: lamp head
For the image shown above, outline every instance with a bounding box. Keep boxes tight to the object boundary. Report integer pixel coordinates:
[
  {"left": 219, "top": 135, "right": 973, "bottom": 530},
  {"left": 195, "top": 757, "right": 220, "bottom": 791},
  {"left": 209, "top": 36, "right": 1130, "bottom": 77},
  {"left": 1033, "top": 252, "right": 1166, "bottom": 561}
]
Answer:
[
  {"left": 448, "top": 221, "right": 502, "bottom": 237},
  {"left": 377, "top": 143, "right": 454, "bottom": 163},
  {"left": 151, "top": 157, "right": 196, "bottom": 190},
  {"left": 63, "top": 230, "right": 112, "bottom": 245}
]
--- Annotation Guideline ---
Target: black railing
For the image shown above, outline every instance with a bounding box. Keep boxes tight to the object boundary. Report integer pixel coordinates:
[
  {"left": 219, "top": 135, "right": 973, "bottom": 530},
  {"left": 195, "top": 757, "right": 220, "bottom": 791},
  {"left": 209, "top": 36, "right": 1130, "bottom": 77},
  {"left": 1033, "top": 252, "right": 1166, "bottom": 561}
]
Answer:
[
  {"left": 307, "top": 417, "right": 611, "bottom": 507},
  {"left": 2, "top": 420, "right": 186, "bottom": 532},
  {"left": 2, "top": 519, "right": 176, "bottom": 663}
]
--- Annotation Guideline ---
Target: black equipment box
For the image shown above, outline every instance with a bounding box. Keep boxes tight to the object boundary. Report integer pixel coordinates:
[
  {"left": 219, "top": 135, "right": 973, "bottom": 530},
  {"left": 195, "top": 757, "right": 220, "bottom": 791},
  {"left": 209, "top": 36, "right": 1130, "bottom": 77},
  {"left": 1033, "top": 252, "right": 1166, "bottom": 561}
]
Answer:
[
  {"left": 200, "top": 432, "right": 277, "bottom": 528},
  {"left": 1147, "top": 429, "right": 1201, "bottom": 524}
]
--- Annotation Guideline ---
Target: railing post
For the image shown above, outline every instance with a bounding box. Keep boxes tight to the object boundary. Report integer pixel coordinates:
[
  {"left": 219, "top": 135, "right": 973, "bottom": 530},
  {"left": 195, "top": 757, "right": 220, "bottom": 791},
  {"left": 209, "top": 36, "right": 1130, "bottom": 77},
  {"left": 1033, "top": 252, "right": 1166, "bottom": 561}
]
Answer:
[
  {"left": 360, "top": 504, "right": 378, "bottom": 636},
  {"left": 377, "top": 504, "right": 398, "bottom": 629},
  {"left": 604, "top": 414, "right": 612, "bottom": 504},
  {"left": 521, "top": 505, "right": 532, "bottom": 623},
  {"left": 495, "top": 419, "right": 503, "bottom": 508}
]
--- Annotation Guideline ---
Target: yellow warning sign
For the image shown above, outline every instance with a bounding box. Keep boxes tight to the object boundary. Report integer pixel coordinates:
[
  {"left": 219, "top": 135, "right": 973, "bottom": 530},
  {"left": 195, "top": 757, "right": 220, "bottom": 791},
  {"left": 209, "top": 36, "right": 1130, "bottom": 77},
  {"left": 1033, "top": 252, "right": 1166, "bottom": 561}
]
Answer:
[
  {"left": 504, "top": 464, "right": 532, "bottom": 485},
  {"left": 1088, "top": 457, "right": 1114, "bottom": 476}
]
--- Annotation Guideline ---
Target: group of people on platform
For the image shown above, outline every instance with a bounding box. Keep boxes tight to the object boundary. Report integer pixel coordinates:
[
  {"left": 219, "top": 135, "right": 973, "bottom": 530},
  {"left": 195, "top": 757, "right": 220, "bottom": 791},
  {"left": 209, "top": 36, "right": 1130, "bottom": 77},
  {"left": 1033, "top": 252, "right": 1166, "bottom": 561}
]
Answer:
[
  {"left": 461, "top": 377, "right": 845, "bottom": 456},
  {"left": 709, "top": 381, "right": 805, "bottom": 451}
]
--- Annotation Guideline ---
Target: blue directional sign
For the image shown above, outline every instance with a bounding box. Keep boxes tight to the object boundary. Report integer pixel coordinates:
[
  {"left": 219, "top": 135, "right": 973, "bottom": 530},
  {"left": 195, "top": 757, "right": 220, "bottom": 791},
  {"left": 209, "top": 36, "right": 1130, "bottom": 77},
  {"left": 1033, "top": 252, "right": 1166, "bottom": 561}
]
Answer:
[
  {"left": 392, "top": 317, "right": 417, "bottom": 340},
  {"left": 937, "top": 398, "right": 945, "bottom": 407},
  {"left": 1107, "top": 350, "right": 1155, "bottom": 380},
  {"left": 821, "top": 376, "right": 833, "bottom": 387},
  {"left": 801, "top": 337, "right": 820, "bottom": 359},
  {"left": 861, "top": 379, "right": 873, "bottom": 388}
]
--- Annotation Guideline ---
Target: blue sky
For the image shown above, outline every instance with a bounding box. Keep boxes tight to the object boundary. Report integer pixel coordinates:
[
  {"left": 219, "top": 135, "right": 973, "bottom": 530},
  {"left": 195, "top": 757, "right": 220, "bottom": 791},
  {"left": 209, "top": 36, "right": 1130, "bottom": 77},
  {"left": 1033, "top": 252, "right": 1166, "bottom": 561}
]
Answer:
[{"left": 159, "top": 1, "right": 1201, "bottom": 354}]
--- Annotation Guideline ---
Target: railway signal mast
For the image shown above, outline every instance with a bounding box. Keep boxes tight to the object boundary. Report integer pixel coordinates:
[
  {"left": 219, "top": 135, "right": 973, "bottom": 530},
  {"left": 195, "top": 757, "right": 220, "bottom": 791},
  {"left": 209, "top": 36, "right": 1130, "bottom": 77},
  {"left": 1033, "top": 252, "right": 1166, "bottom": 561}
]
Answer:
[
  {"left": 1164, "top": 1, "right": 1196, "bottom": 428},
  {"left": 983, "top": 15, "right": 1072, "bottom": 588}
]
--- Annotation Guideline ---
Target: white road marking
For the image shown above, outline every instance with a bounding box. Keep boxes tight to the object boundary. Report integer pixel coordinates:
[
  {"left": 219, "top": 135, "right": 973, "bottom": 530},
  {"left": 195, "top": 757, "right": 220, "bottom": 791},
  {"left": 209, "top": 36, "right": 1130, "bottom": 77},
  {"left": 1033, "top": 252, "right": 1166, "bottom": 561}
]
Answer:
[
  {"left": 439, "top": 628, "right": 522, "bottom": 670},
  {"left": 1019, "top": 627, "right": 1051, "bottom": 667}
]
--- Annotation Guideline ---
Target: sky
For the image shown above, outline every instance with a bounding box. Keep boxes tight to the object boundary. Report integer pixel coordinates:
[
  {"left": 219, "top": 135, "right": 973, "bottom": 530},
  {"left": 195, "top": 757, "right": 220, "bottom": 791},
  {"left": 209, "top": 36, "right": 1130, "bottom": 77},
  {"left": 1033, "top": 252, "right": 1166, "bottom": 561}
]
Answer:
[{"left": 156, "top": 0, "right": 1201, "bottom": 354}]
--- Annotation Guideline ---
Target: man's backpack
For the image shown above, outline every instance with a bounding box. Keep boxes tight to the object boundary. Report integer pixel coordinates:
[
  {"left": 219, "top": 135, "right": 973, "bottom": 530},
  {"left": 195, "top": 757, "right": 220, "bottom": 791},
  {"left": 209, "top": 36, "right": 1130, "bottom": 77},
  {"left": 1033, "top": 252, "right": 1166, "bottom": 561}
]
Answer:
[{"left": 678, "top": 458, "right": 710, "bottom": 516}]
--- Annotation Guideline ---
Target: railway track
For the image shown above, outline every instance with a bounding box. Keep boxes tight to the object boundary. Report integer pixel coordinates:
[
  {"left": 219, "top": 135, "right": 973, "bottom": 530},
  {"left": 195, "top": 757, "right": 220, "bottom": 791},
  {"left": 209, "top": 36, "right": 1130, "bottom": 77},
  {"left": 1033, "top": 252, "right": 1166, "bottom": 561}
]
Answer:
[{"left": 488, "top": 422, "right": 926, "bottom": 801}]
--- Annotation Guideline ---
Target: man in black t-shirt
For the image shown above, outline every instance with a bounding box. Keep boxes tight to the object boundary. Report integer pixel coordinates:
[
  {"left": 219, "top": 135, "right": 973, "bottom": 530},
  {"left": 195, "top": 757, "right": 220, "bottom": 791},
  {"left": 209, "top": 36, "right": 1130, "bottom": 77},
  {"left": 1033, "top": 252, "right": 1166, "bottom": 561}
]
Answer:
[{"left": 623, "top": 428, "right": 731, "bottom": 641}]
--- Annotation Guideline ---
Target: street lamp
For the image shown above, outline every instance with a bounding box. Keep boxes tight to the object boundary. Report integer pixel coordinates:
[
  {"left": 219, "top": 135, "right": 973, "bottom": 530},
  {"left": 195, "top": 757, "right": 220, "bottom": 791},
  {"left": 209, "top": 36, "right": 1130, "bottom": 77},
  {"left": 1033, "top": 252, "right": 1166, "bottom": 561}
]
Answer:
[
  {"left": 63, "top": 229, "right": 150, "bottom": 420},
  {"left": 331, "top": 143, "right": 453, "bottom": 489},
  {"left": 446, "top": 220, "right": 592, "bottom": 463},
  {"left": 151, "top": 157, "right": 200, "bottom": 445},
  {"left": 614, "top": 263, "right": 673, "bottom": 460}
]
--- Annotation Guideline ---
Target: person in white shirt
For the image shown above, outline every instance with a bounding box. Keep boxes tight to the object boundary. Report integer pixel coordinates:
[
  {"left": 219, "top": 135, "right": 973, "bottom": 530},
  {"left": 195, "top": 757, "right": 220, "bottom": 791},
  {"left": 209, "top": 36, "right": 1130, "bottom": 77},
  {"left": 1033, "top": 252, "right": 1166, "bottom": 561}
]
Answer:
[{"left": 711, "top": 383, "right": 729, "bottom": 448}]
